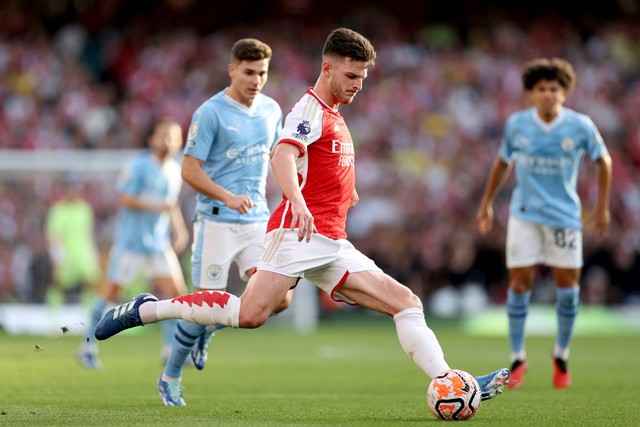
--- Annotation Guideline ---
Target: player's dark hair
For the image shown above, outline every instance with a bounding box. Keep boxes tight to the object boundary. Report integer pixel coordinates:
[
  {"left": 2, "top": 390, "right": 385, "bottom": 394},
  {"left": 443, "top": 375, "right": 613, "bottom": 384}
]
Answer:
[
  {"left": 522, "top": 58, "right": 576, "bottom": 93},
  {"left": 322, "top": 28, "right": 376, "bottom": 67},
  {"left": 142, "top": 117, "right": 179, "bottom": 148},
  {"left": 231, "top": 38, "right": 272, "bottom": 63}
]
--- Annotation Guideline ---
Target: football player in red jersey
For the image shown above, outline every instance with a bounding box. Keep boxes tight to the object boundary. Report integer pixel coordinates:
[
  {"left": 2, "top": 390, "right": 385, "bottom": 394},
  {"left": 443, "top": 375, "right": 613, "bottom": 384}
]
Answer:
[{"left": 96, "top": 28, "right": 510, "bottom": 403}]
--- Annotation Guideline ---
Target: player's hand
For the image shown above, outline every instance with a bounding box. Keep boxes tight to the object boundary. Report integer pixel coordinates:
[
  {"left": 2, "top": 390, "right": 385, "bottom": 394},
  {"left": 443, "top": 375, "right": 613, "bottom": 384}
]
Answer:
[
  {"left": 225, "top": 194, "right": 255, "bottom": 214},
  {"left": 349, "top": 188, "right": 359, "bottom": 208},
  {"left": 476, "top": 205, "right": 493, "bottom": 236},
  {"left": 290, "top": 199, "right": 316, "bottom": 242},
  {"left": 154, "top": 202, "right": 172, "bottom": 212},
  {"left": 172, "top": 232, "right": 189, "bottom": 254},
  {"left": 589, "top": 207, "right": 610, "bottom": 237}
]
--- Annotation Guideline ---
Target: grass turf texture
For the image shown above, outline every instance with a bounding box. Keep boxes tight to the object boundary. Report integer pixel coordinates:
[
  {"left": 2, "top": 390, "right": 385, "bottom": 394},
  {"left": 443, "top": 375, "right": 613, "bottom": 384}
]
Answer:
[{"left": 1, "top": 315, "right": 638, "bottom": 426}]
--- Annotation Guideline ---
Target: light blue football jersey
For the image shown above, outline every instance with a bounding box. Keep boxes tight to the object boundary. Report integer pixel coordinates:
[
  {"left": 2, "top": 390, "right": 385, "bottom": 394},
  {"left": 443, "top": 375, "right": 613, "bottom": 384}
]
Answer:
[
  {"left": 184, "top": 89, "right": 282, "bottom": 223},
  {"left": 499, "top": 107, "right": 608, "bottom": 229},
  {"left": 113, "top": 152, "right": 182, "bottom": 253}
]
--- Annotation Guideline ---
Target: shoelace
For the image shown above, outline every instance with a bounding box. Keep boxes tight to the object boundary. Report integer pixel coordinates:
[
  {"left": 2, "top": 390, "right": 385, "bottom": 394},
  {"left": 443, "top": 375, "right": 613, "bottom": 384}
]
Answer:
[
  {"left": 196, "top": 334, "right": 213, "bottom": 355},
  {"left": 475, "top": 369, "right": 508, "bottom": 401},
  {"left": 165, "top": 380, "right": 184, "bottom": 401}
]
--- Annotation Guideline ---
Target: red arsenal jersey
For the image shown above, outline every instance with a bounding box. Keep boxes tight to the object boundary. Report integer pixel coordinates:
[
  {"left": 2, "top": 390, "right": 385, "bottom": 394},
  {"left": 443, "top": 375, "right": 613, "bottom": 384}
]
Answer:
[{"left": 268, "top": 88, "right": 355, "bottom": 240}]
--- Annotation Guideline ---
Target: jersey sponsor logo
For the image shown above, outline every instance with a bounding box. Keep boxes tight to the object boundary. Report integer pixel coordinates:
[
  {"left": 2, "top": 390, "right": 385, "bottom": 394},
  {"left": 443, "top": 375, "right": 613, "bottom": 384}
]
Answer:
[
  {"left": 332, "top": 140, "right": 354, "bottom": 167},
  {"left": 331, "top": 140, "right": 354, "bottom": 154},
  {"left": 516, "top": 154, "right": 569, "bottom": 175},
  {"left": 338, "top": 155, "right": 355, "bottom": 167},
  {"left": 226, "top": 145, "right": 269, "bottom": 164},
  {"left": 206, "top": 264, "right": 222, "bottom": 280},
  {"left": 291, "top": 120, "right": 311, "bottom": 142}
]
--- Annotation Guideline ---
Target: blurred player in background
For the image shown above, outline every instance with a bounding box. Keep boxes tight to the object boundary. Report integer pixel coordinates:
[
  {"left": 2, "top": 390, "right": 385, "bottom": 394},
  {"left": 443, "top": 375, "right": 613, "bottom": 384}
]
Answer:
[
  {"left": 77, "top": 118, "right": 189, "bottom": 369},
  {"left": 96, "top": 27, "right": 509, "bottom": 404},
  {"left": 45, "top": 182, "right": 101, "bottom": 306},
  {"left": 157, "top": 37, "right": 292, "bottom": 406},
  {"left": 476, "top": 58, "right": 612, "bottom": 389}
]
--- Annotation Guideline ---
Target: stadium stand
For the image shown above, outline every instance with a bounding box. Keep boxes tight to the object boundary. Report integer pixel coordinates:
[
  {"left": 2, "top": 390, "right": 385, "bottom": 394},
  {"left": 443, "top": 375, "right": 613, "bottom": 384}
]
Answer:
[{"left": 0, "top": 0, "right": 638, "bottom": 307}]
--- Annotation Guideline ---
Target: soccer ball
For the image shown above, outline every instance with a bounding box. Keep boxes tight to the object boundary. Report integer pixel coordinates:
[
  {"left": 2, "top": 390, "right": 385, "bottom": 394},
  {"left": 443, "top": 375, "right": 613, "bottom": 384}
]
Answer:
[{"left": 427, "top": 369, "right": 481, "bottom": 421}]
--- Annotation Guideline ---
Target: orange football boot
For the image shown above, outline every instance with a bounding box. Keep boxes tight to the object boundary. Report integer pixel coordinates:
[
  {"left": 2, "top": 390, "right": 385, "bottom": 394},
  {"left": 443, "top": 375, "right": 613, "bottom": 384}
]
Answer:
[
  {"left": 507, "top": 359, "right": 527, "bottom": 389},
  {"left": 552, "top": 357, "right": 571, "bottom": 388}
]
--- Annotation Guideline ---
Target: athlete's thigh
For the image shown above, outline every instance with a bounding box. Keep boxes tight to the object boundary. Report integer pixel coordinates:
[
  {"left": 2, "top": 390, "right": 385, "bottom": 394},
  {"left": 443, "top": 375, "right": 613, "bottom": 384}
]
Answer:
[
  {"left": 106, "top": 247, "right": 148, "bottom": 287},
  {"left": 306, "top": 239, "right": 418, "bottom": 315},
  {"left": 148, "top": 249, "right": 183, "bottom": 279},
  {"left": 302, "top": 238, "right": 380, "bottom": 304},
  {"left": 541, "top": 226, "right": 583, "bottom": 269},
  {"left": 260, "top": 233, "right": 377, "bottom": 305},
  {"left": 340, "top": 270, "right": 420, "bottom": 316},
  {"left": 551, "top": 267, "right": 581, "bottom": 287},
  {"left": 191, "top": 219, "right": 238, "bottom": 290},
  {"left": 257, "top": 229, "right": 340, "bottom": 279},
  {"left": 149, "top": 249, "right": 188, "bottom": 296},
  {"left": 240, "top": 269, "right": 296, "bottom": 315},
  {"left": 235, "top": 222, "right": 267, "bottom": 280},
  {"left": 506, "top": 216, "right": 543, "bottom": 268},
  {"left": 508, "top": 266, "right": 537, "bottom": 292}
]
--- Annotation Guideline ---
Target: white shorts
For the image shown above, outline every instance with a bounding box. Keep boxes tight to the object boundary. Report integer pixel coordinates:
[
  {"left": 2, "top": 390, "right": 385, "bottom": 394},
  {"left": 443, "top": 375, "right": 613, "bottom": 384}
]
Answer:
[
  {"left": 191, "top": 220, "right": 266, "bottom": 290},
  {"left": 106, "top": 247, "right": 183, "bottom": 286},
  {"left": 506, "top": 216, "right": 582, "bottom": 269},
  {"left": 257, "top": 229, "right": 382, "bottom": 304}
]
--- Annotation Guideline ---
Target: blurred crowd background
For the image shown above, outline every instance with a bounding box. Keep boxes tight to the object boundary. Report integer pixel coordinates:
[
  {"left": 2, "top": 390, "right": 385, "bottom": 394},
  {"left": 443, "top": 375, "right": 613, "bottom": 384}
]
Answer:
[{"left": 1, "top": 0, "right": 639, "bottom": 309}]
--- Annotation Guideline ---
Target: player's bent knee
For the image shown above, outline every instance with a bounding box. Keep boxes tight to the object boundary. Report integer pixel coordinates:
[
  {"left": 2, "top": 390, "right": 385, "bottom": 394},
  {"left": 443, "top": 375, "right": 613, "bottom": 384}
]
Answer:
[
  {"left": 509, "top": 282, "right": 530, "bottom": 293},
  {"left": 238, "top": 310, "right": 270, "bottom": 329},
  {"left": 402, "top": 292, "right": 423, "bottom": 311},
  {"left": 273, "top": 297, "right": 291, "bottom": 314},
  {"left": 393, "top": 283, "right": 424, "bottom": 311}
]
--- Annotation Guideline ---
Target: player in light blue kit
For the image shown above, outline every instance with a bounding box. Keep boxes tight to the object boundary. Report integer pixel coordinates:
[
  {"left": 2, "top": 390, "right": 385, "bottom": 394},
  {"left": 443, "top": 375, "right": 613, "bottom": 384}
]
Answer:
[
  {"left": 476, "top": 58, "right": 612, "bottom": 389},
  {"left": 157, "top": 38, "right": 292, "bottom": 406},
  {"left": 78, "top": 118, "right": 189, "bottom": 369}
]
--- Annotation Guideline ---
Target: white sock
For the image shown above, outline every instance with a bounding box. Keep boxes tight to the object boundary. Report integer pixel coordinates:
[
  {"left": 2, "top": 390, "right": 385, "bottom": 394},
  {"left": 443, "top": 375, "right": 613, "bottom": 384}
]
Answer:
[
  {"left": 393, "top": 307, "right": 450, "bottom": 378},
  {"left": 161, "top": 373, "right": 180, "bottom": 382},
  {"left": 147, "top": 291, "right": 241, "bottom": 328},
  {"left": 139, "top": 302, "right": 159, "bottom": 323},
  {"left": 510, "top": 350, "right": 526, "bottom": 363},
  {"left": 553, "top": 345, "right": 570, "bottom": 361}
]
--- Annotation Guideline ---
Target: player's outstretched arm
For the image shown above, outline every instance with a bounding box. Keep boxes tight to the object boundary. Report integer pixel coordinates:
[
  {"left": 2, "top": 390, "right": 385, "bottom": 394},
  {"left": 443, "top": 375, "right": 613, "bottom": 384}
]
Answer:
[
  {"left": 590, "top": 153, "right": 612, "bottom": 236},
  {"left": 169, "top": 205, "right": 190, "bottom": 253},
  {"left": 476, "top": 158, "right": 512, "bottom": 235}
]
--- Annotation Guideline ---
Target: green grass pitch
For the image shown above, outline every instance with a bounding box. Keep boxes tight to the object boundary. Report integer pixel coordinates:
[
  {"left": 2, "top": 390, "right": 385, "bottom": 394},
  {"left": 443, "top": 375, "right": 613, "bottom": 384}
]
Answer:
[{"left": 1, "top": 314, "right": 638, "bottom": 426}]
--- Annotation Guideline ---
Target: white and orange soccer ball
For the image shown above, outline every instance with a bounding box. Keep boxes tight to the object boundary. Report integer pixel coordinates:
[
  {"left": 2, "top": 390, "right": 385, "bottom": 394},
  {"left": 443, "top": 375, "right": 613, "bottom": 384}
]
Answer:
[{"left": 427, "top": 369, "right": 481, "bottom": 421}]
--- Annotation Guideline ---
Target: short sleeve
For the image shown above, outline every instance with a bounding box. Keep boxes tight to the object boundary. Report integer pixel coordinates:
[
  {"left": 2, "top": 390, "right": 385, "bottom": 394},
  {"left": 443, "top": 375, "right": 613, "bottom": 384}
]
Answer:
[
  {"left": 498, "top": 115, "right": 516, "bottom": 162},
  {"left": 184, "top": 104, "right": 218, "bottom": 161},
  {"left": 277, "top": 95, "right": 324, "bottom": 157},
  {"left": 582, "top": 116, "right": 608, "bottom": 162}
]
